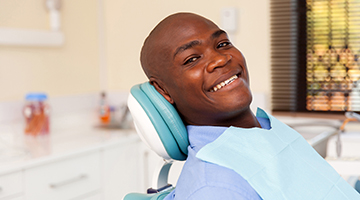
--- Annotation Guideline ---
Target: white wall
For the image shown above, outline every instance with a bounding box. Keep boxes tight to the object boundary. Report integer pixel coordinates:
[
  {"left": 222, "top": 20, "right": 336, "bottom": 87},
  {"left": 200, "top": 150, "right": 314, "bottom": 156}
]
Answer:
[
  {"left": 0, "top": 0, "right": 271, "bottom": 106},
  {"left": 0, "top": 0, "right": 101, "bottom": 101},
  {"left": 104, "top": 0, "right": 271, "bottom": 94}
]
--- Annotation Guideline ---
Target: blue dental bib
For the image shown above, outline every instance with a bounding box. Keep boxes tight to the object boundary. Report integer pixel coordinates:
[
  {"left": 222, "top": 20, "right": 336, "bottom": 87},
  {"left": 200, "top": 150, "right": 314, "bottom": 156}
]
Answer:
[{"left": 196, "top": 109, "right": 360, "bottom": 200}]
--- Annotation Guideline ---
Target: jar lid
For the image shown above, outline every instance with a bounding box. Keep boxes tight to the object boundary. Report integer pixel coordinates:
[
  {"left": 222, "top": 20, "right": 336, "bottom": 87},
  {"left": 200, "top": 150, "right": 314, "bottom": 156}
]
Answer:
[{"left": 25, "top": 93, "right": 48, "bottom": 101}]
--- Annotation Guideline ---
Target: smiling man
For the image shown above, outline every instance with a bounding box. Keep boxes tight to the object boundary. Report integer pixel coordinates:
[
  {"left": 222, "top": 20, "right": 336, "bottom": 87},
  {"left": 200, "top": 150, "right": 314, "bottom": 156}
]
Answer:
[
  {"left": 140, "top": 12, "right": 264, "bottom": 199},
  {"left": 141, "top": 12, "right": 259, "bottom": 129},
  {"left": 139, "top": 12, "right": 360, "bottom": 200}
]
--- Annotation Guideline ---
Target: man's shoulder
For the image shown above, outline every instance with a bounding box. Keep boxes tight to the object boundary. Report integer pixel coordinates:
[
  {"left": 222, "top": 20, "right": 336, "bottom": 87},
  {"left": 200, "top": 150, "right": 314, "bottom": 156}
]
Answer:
[
  {"left": 184, "top": 184, "right": 261, "bottom": 200},
  {"left": 174, "top": 150, "right": 260, "bottom": 199}
]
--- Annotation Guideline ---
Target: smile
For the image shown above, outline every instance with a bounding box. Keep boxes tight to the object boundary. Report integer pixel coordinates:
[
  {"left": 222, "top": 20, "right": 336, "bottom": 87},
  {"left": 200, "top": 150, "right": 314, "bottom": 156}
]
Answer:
[{"left": 210, "top": 74, "right": 239, "bottom": 92}]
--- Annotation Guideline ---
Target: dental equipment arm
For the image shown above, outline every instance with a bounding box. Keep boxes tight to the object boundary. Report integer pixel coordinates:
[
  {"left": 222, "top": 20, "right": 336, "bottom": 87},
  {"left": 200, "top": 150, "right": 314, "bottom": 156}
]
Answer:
[
  {"left": 336, "top": 112, "right": 360, "bottom": 158},
  {"left": 345, "top": 112, "right": 360, "bottom": 122}
]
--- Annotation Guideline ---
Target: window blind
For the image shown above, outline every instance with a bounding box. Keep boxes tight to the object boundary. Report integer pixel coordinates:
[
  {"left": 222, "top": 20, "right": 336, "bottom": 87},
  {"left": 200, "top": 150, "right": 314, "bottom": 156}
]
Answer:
[
  {"left": 271, "top": 0, "right": 360, "bottom": 112},
  {"left": 306, "top": 0, "right": 360, "bottom": 111},
  {"left": 271, "top": 0, "right": 302, "bottom": 111}
]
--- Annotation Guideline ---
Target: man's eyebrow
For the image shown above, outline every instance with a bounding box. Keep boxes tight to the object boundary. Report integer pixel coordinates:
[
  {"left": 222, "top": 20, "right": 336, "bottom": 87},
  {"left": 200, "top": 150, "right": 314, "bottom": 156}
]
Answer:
[
  {"left": 173, "top": 40, "right": 201, "bottom": 58},
  {"left": 173, "top": 30, "right": 227, "bottom": 59},
  {"left": 211, "top": 29, "right": 227, "bottom": 40}
]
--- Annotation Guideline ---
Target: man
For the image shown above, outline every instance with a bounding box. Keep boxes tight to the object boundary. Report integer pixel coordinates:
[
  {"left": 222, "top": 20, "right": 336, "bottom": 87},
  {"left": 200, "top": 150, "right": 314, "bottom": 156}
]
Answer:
[
  {"left": 141, "top": 12, "right": 264, "bottom": 199},
  {"left": 139, "top": 12, "right": 359, "bottom": 200},
  {"left": 141, "top": 12, "right": 259, "bottom": 129}
]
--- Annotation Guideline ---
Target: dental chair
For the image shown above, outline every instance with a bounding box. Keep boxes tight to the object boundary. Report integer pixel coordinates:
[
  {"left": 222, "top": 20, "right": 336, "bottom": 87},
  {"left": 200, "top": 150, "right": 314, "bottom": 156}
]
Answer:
[{"left": 124, "top": 82, "right": 189, "bottom": 200}]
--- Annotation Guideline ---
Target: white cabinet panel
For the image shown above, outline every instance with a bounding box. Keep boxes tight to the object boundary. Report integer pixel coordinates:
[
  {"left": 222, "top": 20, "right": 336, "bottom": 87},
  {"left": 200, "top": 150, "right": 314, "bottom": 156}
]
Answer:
[
  {"left": 24, "top": 152, "right": 101, "bottom": 200},
  {"left": 75, "top": 192, "right": 102, "bottom": 200},
  {"left": 139, "top": 143, "right": 185, "bottom": 189},
  {"left": 80, "top": 194, "right": 101, "bottom": 200},
  {"left": 0, "top": 171, "right": 22, "bottom": 199},
  {"left": 102, "top": 140, "right": 141, "bottom": 200},
  {"left": 5, "top": 195, "right": 24, "bottom": 200},
  {"left": 139, "top": 143, "right": 163, "bottom": 191}
]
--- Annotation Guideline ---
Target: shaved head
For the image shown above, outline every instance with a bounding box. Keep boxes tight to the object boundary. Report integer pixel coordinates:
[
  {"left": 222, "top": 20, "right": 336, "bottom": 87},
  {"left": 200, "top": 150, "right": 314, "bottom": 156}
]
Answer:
[
  {"left": 139, "top": 12, "right": 257, "bottom": 128},
  {"left": 140, "top": 13, "right": 218, "bottom": 81}
]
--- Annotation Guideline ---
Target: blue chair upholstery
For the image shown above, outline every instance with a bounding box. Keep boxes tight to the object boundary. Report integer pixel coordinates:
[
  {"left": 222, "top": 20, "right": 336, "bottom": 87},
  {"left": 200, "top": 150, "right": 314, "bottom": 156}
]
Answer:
[
  {"left": 128, "top": 82, "right": 188, "bottom": 160},
  {"left": 125, "top": 82, "right": 189, "bottom": 200}
]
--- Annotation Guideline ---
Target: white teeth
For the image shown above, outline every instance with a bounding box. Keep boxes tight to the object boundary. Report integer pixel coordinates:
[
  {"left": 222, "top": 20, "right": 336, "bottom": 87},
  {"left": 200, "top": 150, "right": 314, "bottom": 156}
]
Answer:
[{"left": 210, "top": 74, "right": 238, "bottom": 92}]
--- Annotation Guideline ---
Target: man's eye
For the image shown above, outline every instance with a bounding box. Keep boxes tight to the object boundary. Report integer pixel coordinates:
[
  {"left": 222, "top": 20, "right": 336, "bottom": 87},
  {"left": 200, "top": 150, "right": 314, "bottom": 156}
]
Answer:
[
  {"left": 184, "top": 57, "right": 199, "bottom": 65},
  {"left": 217, "top": 41, "right": 232, "bottom": 48}
]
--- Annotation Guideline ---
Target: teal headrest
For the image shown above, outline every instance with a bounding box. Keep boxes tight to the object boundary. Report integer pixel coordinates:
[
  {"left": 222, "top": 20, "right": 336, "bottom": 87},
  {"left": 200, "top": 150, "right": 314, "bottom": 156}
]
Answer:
[{"left": 128, "top": 82, "right": 189, "bottom": 161}]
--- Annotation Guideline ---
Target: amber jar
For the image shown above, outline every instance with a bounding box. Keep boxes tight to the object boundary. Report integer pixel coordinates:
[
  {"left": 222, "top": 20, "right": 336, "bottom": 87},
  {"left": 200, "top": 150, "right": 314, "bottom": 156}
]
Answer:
[{"left": 23, "top": 93, "right": 50, "bottom": 136}]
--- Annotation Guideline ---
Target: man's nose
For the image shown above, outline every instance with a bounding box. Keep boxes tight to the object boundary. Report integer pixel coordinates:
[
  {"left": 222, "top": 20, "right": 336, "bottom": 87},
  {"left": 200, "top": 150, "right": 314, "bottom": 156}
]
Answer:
[{"left": 206, "top": 52, "right": 232, "bottom": 73}]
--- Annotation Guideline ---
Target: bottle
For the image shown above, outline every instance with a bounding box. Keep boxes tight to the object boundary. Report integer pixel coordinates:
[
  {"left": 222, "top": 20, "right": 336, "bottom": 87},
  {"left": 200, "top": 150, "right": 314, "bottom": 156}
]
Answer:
[
  {"left": 23, "top": 93, "right": 50, "bottom": 136},
  {"left": 99, "top": 92, "right": 111, "bottom": 124}
]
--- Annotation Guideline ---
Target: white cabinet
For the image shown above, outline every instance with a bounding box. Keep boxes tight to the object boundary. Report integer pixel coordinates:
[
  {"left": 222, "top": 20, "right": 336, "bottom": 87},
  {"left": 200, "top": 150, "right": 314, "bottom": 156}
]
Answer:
[
  {"left": 0, "top": 131, "right": 150, "bottom": 200},
  {"left": 79, "top": 192, "right": 102, "bottom": 200},
  {"left": 137, "top": 143, "right": 185, "bottom": 191},
  {"left": 102, "top": 140, "right": 142, "bottom": 199},
  {"left": 0, "top": 171, "right": 23, "bottom": 199},
  {"left": 138, "top": 142, "right": 163, "bottom": 191},
  {"left": 0, "top": 93, "right": 155, "bottom": 200},
  {"left": 24, "top": 152, "right": 101, "bottom": 200}
]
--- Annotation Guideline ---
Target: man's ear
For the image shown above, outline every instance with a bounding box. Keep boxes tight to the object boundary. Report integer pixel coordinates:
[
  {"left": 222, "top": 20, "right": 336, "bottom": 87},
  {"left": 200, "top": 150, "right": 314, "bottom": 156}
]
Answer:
[{"left": 149, "top": 79, "right": 174, "bottom": 104}]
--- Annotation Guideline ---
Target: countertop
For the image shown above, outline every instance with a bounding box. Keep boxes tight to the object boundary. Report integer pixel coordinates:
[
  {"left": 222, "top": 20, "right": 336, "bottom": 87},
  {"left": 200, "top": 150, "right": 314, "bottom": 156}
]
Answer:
[{"left": 0, "top": 110, "right": 138, "bottom": 175}]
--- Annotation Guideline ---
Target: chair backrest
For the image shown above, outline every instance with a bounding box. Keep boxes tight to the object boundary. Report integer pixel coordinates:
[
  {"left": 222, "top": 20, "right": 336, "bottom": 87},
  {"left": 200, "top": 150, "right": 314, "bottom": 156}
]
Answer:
[{"left": 127, "top": 82, "right": 189, "bottom": 161}]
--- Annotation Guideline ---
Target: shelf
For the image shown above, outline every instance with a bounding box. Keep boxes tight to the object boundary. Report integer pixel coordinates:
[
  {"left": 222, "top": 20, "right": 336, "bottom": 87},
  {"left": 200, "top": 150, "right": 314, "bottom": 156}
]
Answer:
[{"left": 0, "top": 27, "right": 64, "bottom": 47}]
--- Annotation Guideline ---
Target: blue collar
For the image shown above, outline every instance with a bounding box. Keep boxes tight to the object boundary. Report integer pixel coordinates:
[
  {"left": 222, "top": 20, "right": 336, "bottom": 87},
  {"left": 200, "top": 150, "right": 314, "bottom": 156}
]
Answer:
[{"left": 187, "top": 109, "right": 271, "bottom": 152}]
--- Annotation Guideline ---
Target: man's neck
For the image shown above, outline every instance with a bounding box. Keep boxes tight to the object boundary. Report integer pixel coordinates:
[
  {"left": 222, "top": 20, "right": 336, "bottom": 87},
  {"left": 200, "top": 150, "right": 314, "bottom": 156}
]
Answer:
[
  {"left": 226, "top": 109, "right": 261, "bottom": 128},
  {"left": 202, "top": 109, "right": 261, "bottom": 129}
]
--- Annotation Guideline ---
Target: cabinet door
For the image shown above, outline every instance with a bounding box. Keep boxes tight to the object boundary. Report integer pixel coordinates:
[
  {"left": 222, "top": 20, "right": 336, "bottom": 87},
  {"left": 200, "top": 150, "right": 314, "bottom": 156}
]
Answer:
[
  {"left": 138, "top": 142, "right": 163, "bottom": 191},
  {"left": 76, "top": 192, "right": 102, "bottom": 200},
  {"left": 3, "top": 195, "right": 24, "bottom": 200},
  {"left": 0, "top": 171, "right": 23, "bottom": 199},
  {"left": 139, "top": 143, "right": 185, "bottom": 189},
  {"left": 24, "top": 152, "right": 101, "bottom": 200},
  {"left": 102, "top": 139, "right": 142, "bottom": 200}
]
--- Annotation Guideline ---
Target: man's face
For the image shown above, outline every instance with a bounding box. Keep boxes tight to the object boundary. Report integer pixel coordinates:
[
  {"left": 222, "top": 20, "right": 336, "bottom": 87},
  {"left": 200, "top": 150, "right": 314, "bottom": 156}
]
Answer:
[{"left": 153, "top": 15, "right": 252, "bottom": 126}]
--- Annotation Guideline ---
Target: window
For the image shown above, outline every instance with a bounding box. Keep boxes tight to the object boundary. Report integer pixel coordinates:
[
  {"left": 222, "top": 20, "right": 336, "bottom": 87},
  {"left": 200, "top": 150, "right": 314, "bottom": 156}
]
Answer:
[{"left": 271, "top": 0, "right": 360, "bottom": 112}]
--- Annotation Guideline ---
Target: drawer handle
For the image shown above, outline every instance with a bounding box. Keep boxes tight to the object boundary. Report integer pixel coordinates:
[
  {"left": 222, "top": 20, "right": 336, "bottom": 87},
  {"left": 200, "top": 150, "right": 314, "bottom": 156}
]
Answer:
[{"left": 49, "top": 174, "right": 88, "bottom": 188}]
